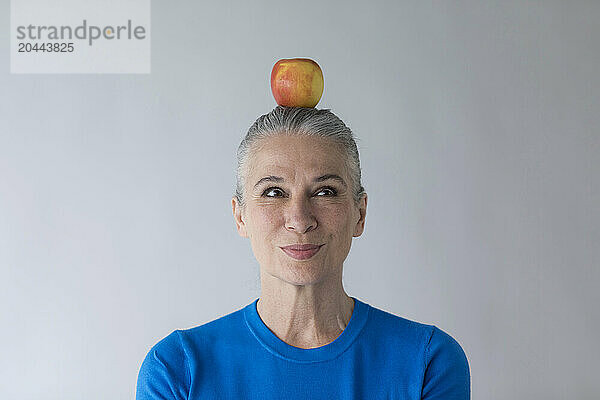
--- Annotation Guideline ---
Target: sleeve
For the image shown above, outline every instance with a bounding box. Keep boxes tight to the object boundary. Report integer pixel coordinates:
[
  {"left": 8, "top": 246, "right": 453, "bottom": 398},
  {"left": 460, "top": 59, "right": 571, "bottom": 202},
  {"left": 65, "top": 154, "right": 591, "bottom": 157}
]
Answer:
[
  {"left": 421, "top": 326, "right": 471, "bottom": 400},
  {"left": 136, "top": 330, "right": 190, "bottom": 400}
]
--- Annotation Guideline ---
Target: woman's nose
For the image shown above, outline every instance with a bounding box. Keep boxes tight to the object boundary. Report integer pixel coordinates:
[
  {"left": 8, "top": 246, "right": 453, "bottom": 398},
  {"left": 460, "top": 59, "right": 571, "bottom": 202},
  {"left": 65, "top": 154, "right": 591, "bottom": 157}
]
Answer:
[{"left": 284, "top": 196, "right": 317, "bottom": 233}]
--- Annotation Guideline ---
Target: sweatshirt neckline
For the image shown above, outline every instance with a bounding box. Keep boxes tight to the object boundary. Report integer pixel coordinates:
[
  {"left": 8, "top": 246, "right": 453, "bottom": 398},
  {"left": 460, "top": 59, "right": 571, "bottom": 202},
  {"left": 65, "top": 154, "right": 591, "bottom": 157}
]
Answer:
[{"left": 243, "top": 296, "right": 370, "bottom": 363}]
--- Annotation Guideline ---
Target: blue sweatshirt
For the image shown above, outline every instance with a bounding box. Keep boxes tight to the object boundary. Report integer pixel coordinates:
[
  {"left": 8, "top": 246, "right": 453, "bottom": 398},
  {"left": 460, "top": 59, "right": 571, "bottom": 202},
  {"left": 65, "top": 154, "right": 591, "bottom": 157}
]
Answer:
[{"left": 136, "top": 297, "right": 470, "bottom": 399}]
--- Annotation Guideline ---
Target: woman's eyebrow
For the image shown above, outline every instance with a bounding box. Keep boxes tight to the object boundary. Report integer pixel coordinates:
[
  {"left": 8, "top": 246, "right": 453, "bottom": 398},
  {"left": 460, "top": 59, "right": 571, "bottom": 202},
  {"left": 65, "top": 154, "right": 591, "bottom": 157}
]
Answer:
[
  {"left": 315, "top": 174, "right": 347, "bottom": 188},
  {"left": 253, "top": 174, "right": 347, "bottom": 189}
]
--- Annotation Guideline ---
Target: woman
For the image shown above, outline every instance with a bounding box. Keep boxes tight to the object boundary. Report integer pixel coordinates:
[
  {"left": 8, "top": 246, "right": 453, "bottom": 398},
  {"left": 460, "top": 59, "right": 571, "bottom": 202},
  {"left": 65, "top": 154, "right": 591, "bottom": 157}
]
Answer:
[{"left": 136, "top": 106, "right": 470, "bottom": 399}]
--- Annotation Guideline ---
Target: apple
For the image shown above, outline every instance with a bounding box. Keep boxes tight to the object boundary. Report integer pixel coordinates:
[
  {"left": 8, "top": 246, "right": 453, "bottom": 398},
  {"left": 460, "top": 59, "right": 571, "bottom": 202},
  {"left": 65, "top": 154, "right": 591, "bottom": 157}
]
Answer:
[{"left": 270, "top": 58, "right": 324, "bottom": 108}]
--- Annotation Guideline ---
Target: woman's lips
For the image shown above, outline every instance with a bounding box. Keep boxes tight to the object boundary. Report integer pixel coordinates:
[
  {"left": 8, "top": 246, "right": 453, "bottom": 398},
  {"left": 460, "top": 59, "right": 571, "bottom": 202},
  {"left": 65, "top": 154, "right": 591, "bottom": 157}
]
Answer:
[{"left": 280, "top": 244, "right": 323, "bottom": 260}]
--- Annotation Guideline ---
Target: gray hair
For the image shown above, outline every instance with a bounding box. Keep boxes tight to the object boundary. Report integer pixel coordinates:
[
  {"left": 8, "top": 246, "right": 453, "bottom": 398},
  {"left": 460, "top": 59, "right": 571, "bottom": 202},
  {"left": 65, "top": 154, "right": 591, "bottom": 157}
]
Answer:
[{"left": 234, "top": 106, "right": 366, "bottom": 209}]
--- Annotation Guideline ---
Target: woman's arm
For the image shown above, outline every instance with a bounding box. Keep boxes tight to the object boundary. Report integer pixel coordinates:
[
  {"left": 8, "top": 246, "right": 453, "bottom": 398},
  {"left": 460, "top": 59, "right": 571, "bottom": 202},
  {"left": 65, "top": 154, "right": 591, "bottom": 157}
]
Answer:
[
  {"left": 136, "top": 330, "right": 190, "bottom": 400},
  {"left": 421, "top": 326, "right": 471, "bottom": 400}
]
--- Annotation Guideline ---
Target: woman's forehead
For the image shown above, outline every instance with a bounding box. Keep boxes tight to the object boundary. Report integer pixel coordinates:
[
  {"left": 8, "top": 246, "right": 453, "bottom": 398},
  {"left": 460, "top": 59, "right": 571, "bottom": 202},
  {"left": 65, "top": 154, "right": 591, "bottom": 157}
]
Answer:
[
  {"left": 249, "top": 153, "right": 347, "bottom": 177},
  {"left": 246, "top": 135, "right": 349, "bottom": 178},
  {"left": 253, "top": 133, "right": 340, "bottom": 150},
  {"left": 250, "top": 135, "right": 345, "bottom": 162},
  {"left": 252, "top": 163, "right": 344, "bottom": 178}
]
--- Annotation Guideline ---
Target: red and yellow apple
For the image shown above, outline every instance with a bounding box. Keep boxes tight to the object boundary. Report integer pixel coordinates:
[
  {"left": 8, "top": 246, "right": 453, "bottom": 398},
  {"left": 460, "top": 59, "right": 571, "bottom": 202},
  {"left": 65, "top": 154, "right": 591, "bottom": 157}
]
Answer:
[{"left": 270, "top": 58, "right": 324, "bottom": 108}]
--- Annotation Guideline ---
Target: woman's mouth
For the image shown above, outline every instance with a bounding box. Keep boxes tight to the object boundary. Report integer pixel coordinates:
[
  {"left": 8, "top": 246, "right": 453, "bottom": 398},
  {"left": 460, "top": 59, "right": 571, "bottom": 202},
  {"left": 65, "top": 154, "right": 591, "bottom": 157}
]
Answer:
[{"left": 280, "top": 244, "right": 323, "bottom": 260}]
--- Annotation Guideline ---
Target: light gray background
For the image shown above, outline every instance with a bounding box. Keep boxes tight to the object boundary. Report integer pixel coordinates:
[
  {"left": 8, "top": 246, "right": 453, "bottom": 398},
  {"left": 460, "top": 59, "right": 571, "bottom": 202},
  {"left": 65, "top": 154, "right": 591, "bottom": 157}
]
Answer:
[{"left": 1, "top": 1, "right": 598, "bottom": 399}]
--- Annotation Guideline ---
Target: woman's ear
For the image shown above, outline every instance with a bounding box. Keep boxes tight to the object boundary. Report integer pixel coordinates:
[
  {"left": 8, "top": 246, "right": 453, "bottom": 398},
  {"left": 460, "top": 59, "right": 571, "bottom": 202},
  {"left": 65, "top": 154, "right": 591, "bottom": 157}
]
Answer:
[
  {"left": 353, "top": 193, "right": 367, "bottom": 237},
  {"left": 232, "top": 197, "right": 248, "bottom": 238}
]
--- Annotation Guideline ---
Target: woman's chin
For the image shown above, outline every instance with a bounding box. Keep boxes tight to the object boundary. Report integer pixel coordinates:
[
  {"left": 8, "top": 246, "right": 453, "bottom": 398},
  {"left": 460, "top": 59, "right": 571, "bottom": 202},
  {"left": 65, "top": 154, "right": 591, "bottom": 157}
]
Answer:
[{"left": 276, "top": 262, "right": 332, "bottom": 286}]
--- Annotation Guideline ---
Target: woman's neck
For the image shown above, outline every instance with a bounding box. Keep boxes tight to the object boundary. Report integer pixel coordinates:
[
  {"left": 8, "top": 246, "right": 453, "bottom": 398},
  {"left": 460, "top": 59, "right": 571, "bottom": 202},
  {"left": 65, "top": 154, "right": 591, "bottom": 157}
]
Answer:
[{"left": 256, "top": 280, "right": 355, "bottom": 349}]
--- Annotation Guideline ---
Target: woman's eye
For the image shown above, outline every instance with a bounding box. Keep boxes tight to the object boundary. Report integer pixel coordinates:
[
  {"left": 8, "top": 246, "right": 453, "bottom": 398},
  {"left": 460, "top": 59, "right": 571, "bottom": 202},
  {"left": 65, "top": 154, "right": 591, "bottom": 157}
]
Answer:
[
  {"left": 263, "top": 187, "right": 284, "bottom": 197},
  {"left": 261, "top": 187, "right": 337, "bottom": 197},
  {"left": 316, "top": 187, "right": 337, "bottom": 196}
]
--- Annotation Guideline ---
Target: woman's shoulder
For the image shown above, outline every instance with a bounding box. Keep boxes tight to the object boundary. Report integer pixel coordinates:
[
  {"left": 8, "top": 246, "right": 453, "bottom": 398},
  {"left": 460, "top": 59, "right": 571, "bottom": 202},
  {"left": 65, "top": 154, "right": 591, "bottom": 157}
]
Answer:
[
  {"left": 362, "top": 300, "right": 468, "bottom": 362},
  {"left": 362, "top": 300, "right": 436, "bottom": 343},
  {"left": 143, "top": 303, "right": 248, "bottom": 356},
  {"left": 179, "top": 303, "right": 248, "bottom": 340}
]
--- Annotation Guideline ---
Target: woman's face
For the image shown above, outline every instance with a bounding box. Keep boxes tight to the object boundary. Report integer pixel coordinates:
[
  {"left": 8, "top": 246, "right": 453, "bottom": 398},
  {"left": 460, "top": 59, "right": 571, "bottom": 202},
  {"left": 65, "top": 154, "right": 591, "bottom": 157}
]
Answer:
[{"left": 232, "top": 134, "right": 367, "bottom": 286}]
